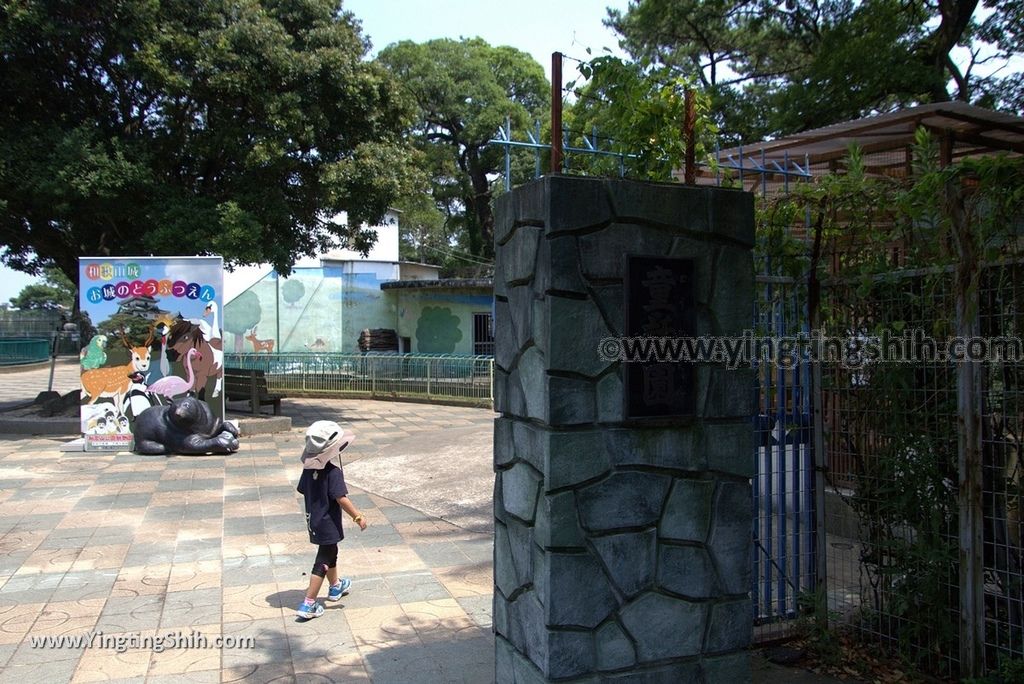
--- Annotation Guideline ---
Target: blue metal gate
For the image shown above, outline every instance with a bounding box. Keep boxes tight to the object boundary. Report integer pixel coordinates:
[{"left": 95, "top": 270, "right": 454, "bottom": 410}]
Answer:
[{"left": 752, "top": 274, "right": 819, "bottom": 642}]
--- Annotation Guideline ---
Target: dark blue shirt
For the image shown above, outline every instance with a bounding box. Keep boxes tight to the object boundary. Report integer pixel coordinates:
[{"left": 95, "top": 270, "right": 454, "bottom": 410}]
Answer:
[{"left": 296, "top": 461, "right": 348, "bottom": 545}]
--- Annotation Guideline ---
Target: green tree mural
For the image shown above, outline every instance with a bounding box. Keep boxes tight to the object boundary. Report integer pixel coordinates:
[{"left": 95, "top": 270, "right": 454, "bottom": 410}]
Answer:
[
  {"left": 281, "top": 279, "right": 306, "bottom": 308},
  {"left": 223, "top": 291, "right": 262, "bottom": 352},
  {"left": 415, "top": 306, "right": 462, "bottom": 354}
]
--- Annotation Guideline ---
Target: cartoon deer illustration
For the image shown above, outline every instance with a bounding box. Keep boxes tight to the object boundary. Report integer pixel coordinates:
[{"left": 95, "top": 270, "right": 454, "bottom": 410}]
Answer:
[
  {"left": 80, "top": 327, "right": 153, "bottom": 408},
  {"left": 245, "top": 326, "right": 275, "bottom": 353}
]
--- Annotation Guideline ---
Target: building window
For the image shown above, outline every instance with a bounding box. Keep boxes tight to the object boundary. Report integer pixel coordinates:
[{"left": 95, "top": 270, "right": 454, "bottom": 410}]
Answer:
[{"left": 473, "top": 312, "right": 494, "bottom": 356}]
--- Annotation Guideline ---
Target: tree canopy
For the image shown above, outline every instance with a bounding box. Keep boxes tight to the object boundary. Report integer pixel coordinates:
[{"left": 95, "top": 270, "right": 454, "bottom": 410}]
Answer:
[
  {"left": 566, "top": 55, "right": 716, "bottom": 181},
  {"left": 377, "top": 38, "right": 548, "bottom": 262},
  {"left": 8, "top": 267, "right": 75, "bottom": 310},
  {"left": 0, "top": 0, "right": 415, "bottom": 288},
  {"left": 607, "top": 0, "right": 1022, "bottom": 143}
]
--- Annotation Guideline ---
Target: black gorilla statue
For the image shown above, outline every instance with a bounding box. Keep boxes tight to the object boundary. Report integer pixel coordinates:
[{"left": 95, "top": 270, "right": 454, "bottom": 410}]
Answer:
[{"left": 133, "top": 396, "right": 239, "bottom": 455}]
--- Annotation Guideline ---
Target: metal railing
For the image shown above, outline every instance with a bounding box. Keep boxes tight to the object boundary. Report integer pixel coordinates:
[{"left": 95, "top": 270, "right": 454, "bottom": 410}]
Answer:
[
  {"left": 224, "top": 352, "right": 495, "bottom": 405},
  {"left": 0, "top": 337, "right": 52, "bottom": 365},
  {"left": 752, "top": 274, "right": 819, "bottom": 644}
]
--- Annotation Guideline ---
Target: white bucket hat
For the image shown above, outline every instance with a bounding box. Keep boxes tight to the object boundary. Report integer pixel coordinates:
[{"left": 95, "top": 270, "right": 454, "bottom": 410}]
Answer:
[{"left": 301, "top": 420, "right": 355, "bottom": 469}]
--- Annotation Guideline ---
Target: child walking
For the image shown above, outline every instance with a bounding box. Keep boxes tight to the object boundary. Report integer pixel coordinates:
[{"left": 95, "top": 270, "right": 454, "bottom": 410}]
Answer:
[{"left": 295, "top": 420, "right": 368, "bottom": 619}]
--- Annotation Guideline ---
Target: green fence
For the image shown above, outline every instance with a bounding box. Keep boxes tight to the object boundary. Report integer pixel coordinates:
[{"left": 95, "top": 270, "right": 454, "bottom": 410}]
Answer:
[
  {"left": 0, "top": 337, "right": 52, "bottom": 365},
  {"left": 224, "top": 352, "right": 494, "bottom": 405},
  {"left": 0, "top": 311, "right": 80, "bottom": 356}
]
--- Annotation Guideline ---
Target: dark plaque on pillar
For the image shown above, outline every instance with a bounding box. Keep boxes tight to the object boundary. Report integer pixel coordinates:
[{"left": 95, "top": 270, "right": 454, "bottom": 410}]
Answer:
[{"left": 624, "top": 256, "right": 696, "bottom": 419}]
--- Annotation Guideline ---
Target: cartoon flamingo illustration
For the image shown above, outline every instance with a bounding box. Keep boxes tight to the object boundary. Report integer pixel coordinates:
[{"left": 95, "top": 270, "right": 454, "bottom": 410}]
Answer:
[{"left": 147, "top": 348, "right": 201, "bottom": 402}]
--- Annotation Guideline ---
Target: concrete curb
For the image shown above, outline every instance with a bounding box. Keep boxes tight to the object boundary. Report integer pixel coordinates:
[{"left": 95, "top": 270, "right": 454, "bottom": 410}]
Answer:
[
  {"left": 0, "top": 414, "right": 292, "bottom": 437},
  {"left": 0, "top": 416, "right": 79, "bottom": 435}
]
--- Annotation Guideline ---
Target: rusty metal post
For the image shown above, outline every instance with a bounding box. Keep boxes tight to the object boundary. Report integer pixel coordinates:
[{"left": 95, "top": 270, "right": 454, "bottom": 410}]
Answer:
[
  {"left": 551, "top": 52, "right": 563, "bottom": 174},
  {"left": 683, "top": 88, "right": 696, "bottom": 185}
]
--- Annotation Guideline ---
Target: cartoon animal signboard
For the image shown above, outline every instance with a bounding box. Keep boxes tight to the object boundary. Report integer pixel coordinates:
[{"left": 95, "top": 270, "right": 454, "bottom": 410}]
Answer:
[{"left": 78, "top": 257, "right": 225, "bottom": 452}]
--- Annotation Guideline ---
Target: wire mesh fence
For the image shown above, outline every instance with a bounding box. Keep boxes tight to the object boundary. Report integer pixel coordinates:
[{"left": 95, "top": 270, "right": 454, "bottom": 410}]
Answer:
[
  {"left": 224, "top": 352, "right": 494, "bottom": 406},
  {"left": 820, "top": 267, "right": 963, "bottom": 677},
  {"left": 979, "top": 264, "right": 1024, "bottom": 671},
  {"left": 740, "top": 127, "right": 1024, "bottom": 677}
]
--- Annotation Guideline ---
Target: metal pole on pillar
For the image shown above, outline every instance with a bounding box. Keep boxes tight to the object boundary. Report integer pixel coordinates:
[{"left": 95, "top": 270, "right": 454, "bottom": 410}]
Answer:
[
  {"left": 534, "top": 121, "right": 542, "bottom": 179},
  {"left": 551, "top": 52, "right": 563, "bottom": 174},
  {"left": 683, "top": 88, "right": 696, "bottom": 185}
]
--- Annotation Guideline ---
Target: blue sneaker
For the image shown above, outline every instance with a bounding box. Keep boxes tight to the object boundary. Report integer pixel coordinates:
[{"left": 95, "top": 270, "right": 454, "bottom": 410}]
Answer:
[
  {"left": 327, "top": 578, "right": 351, "bottom": 601},
  {"left": 296, "top": 601, "right": 324, "bottom": 619}
]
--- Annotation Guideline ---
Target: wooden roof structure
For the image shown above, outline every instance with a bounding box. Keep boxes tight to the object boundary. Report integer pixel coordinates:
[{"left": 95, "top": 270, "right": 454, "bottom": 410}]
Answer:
[{"left": 686, "top": 102, "right": 1024, "bottom": 191}]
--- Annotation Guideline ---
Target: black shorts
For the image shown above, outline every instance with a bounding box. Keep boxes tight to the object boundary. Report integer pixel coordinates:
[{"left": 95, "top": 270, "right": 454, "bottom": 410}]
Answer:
[{"left": 310, "top": 543, "right": 338, "bottom": 577}]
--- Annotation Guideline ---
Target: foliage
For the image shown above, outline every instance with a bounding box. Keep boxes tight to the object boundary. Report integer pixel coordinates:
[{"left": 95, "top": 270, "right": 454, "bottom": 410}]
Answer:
[
  {"left": 607, "top": 0, "right": 1020, "bottom": 143},
  {"left": 377, "top": 38, "right": 548, "bottom": 260},
  {"left": 0, "top": 0, "right": 415, "bottom": 290},
  {"left": 565, "top": 55, "right": 717, "bottom": 181},
  {"left": 393, "top": 191, "right": 457, "bottom": 272},
  {"left": 759, "top": 138, "right": 1024, "bottom": 676},
  {"left": 8, "top": 267, "right": 76, "bottom": 310},
  {"left": 794, "top": 588, "right": 843, "bottom": 666},
  {"left": 96, "top": 313, "right": 156, "bottom": 347}
]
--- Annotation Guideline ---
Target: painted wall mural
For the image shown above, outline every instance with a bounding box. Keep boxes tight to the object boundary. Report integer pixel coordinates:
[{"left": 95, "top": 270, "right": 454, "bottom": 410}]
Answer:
[
  {"left": 397, "top": 291, "right": 492, "bottom": 355},
  {"left": 339, "top": 272, "right": 393, "bottom": 352},
  {"left": 223, "top": 270, "right": 494, "bottom": 357}
]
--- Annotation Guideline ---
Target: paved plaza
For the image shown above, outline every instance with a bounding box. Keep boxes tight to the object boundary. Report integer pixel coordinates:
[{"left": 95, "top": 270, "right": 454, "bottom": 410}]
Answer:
[
  {"left": 0, "top": 359, "right": 840, "bottom": 683},
  {"left": 0, "top": 360, "right": 496, "bottom": 682}
]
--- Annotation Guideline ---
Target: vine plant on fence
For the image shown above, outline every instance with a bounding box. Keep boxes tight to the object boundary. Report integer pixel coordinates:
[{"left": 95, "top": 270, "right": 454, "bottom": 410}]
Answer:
[{"left": 758, "top": 131, "right": 1024, "bottom": 676}]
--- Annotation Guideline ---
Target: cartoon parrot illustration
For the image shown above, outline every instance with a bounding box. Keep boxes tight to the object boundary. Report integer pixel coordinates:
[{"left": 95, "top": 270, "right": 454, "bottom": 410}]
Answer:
[{"left": 79, "top": 334, "right": 108, "bottom": 370}]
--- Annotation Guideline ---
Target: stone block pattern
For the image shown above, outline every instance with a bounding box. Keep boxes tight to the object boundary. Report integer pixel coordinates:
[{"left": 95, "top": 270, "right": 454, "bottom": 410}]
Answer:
[{"left": 493, "top": 177, "right": 754, "bottom": 683}]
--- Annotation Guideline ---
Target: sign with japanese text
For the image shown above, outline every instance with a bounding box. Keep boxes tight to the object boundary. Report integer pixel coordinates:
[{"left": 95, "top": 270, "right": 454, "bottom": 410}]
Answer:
[
  {"left": 78, "top": 257, "right": 224, "bottom": 451},
  {"left": 624, "top": 256, "right": 696, "bottom": 419}
]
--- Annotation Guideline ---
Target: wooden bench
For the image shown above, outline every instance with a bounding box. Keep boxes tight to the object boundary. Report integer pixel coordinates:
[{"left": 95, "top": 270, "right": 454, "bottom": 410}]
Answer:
[{"left": 223, "top": 368, "right": 285, "bottom": 415}]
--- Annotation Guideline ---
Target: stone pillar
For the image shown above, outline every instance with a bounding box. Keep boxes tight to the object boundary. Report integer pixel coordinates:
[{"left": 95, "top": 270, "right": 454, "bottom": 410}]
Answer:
[{"left": 492, "top": 176, "right": 755, "bottom": 683}]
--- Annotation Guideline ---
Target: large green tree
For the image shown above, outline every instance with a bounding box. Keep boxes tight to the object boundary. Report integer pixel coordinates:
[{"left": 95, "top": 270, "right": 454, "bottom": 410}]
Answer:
[
  {"left": 0, "top": 0, "right": 414, "bottom": 289},
  {"left": 607, "top": 0, "right": 1021, "bottom": 142},
  {"left": 8, "top": 267, "right": 75, "bottom": 310},
  {"left": 566, "top": 56, "right": 716, "bottom": 181},
  {"left": 377, "top": 38, "right": 548, "bottom": 261}
]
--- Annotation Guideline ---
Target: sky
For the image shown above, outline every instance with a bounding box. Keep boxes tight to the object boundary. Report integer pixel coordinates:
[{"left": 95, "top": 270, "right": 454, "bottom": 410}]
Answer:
[
  {"left": 345, "top": 0, "right": 629, "bottom": 76},
  {"left": 0, "top": 0, "right": 628, "bottom": 306}
]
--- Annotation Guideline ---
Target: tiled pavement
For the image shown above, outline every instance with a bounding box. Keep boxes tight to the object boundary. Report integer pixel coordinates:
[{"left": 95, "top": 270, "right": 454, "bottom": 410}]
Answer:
[
  {"left": 0, "top": 360, "right": 843, "bottom": 683},
  {"left": 0, "top": 360, "right": 497, "bottom": 683}
]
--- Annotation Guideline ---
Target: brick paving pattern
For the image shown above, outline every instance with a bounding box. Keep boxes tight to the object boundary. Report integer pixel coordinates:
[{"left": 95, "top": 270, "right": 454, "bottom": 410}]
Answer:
[{"left": 0, "top": 360, "right": 496, "bottom": 683}]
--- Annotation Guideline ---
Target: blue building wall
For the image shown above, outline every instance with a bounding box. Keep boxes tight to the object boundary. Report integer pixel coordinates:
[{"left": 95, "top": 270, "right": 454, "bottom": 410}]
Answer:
[{"left": 224, "top": 269, "right": 492, "bottom": 356}]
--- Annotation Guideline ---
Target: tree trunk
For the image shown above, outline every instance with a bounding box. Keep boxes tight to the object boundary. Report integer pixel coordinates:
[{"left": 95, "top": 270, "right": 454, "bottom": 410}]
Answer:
[
  {"left": 465, "top": 147, "right": 494, "bottom": 258},
  {"left": 921, "top": 0, "right": 979, "bottom": 101}
]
